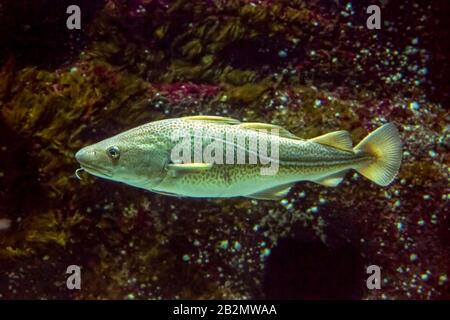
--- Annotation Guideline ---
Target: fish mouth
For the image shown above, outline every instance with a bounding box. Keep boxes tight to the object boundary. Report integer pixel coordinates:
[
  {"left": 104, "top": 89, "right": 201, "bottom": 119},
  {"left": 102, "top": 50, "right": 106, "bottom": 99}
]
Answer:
[{"left": 79, "top": 163, "right": 113, "bottom": 178}]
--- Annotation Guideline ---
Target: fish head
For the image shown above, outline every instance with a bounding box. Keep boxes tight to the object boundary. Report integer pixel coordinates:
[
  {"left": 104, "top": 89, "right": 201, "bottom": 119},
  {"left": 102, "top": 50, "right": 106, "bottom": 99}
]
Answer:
[{"left": 75, "top": 132, "right": 168, "bottom": 189}]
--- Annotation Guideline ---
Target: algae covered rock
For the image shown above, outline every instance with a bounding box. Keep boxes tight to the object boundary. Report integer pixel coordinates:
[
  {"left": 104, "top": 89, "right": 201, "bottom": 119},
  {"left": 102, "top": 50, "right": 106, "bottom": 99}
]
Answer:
[{"left": 0, "top": 0, "right": 448, "bottom": 299}]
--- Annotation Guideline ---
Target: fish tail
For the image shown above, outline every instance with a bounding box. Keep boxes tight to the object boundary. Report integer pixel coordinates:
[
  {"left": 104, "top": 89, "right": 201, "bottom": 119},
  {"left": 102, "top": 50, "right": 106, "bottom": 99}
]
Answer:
[{"left": 353, "top": 123, "right": 402, "bottom": 186}]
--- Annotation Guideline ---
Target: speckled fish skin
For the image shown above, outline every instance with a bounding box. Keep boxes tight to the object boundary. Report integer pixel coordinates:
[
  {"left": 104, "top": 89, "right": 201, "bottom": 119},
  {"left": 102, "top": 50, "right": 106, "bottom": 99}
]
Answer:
[{"left": 75, "top": 116, "right": 402, "bottom": 200}]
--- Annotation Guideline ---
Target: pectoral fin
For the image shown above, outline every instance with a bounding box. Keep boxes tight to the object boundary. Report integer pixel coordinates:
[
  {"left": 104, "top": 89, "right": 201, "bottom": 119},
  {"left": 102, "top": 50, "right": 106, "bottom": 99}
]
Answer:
[
  {"left": 149, "top": 189, "right": 180, "bottom": 197},
  {"left": 310, "top": 131, "right": 353, "bottom": 151},
  {"left": 246, "top": 183, "right": 295, "bottom": 200},
  {"left": 167, "top": 163, "right": 213, "bottom": 176},
  {"left": 314, "top": 171, "right": 347, "bottom": 187}
]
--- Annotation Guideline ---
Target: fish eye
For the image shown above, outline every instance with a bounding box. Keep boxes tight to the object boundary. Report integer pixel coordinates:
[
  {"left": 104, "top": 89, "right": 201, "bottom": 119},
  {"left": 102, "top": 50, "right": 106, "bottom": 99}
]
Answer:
[{"left": 107, "top": 146, "right": 120, "bottom": 159}]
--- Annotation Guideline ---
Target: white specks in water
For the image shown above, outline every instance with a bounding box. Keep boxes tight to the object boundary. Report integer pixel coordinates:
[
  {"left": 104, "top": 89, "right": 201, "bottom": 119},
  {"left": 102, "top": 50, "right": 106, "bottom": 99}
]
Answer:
[
  {"left": 136, "top": 5, "right": 146, "bottom": 14},
  {"left": 218, "top": 240, "right": 229, "bottom": 250},
  {"left": 438, "top": 274, "right": 448, "bottom": 286},
  {"left": 420, "top": 273, "right": 430, "bottom": 281},
  {"left": 278, "top": 50, "right": 287, "bottom": 59},
  {"left": 279, "top": 95, "right": 289, "bottom": 105},
  {"left": 430, "top": 214, "right": 438, "bottom": 224},
  {"left": 233, "top": 241, "right": 242, "bottom": 252},
  {"left": 182, "top": 254, "right": 190, "bottom": 262},
  {"left": 308, "top": 206, "right": 319, "bottom": 214},
  {"left": 428, "top": 150, "right": 437, "bottom": 158},
  {"left": 280, "top": 199, "right": 294, "bottom": 211},
  {"left": 418, "top": 67, "right": 428, "bottom": 76},
  {"left": 409, "top": 101, "right": 420, "bottom": 111}
]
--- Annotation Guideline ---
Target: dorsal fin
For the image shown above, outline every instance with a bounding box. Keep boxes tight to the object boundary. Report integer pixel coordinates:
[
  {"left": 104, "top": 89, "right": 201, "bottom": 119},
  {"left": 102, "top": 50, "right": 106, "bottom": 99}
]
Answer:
[
  {"left": 309, "top": 131, "right": 353, "bottom": 151},
  {"left": 246, "top": 182, "right": 295, "bottom": 200},
  {"left": 182, "top": 115, "right": 241, "bottom": 124},
  {"left": 238, "top": 123, "right": 303, "bottom": 140},
  {"left": 182, "top": 116, "right": 304, "bottom": 140}
]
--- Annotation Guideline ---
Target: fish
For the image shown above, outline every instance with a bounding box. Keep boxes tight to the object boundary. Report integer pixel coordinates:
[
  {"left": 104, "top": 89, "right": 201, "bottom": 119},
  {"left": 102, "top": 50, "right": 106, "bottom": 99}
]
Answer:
[{"left": 75, "top": 115, "right": 402, "bottom": 200}]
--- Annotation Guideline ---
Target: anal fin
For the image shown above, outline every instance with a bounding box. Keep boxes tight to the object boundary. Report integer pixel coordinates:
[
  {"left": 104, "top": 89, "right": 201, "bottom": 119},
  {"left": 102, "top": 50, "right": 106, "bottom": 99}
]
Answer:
[
  {"left": 314, "top": 171, "right": 347, "bottom": 187},
  {"left": 246, "top": 182, "right": 295, "bottom": 200}
]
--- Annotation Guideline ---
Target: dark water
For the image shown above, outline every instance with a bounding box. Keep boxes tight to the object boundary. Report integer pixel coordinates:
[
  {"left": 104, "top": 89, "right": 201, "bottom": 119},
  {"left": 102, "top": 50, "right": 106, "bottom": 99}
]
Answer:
[{"left": 0, "top": 0, "right": 448, "bottom": 300}]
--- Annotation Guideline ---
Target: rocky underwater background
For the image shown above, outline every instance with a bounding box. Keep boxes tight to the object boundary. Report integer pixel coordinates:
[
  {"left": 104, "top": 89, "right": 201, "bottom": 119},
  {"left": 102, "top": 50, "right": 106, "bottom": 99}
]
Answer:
[{"left": 0, "top": 0, "right": 448, "bottom": 299}]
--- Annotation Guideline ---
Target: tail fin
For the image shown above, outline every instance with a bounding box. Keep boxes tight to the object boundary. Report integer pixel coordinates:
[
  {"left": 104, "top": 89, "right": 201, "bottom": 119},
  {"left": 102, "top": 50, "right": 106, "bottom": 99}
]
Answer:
[{"left": 353, "top": 123, "right": 402, "bottom": 186}]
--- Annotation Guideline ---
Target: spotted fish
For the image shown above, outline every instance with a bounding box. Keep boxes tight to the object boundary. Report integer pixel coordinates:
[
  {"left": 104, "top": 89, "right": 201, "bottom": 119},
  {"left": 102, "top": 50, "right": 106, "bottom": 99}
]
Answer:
[{"left": 75, "top": 115, "right": 402, "bottom": 200}]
